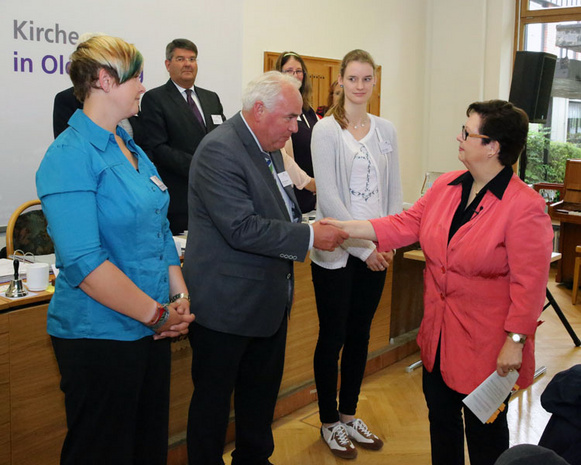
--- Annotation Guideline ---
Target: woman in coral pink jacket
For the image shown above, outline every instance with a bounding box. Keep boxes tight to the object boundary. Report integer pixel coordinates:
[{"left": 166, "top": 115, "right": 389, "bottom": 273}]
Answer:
[{"left": 324, "top": 100, "right": 554, "bottom": 465}]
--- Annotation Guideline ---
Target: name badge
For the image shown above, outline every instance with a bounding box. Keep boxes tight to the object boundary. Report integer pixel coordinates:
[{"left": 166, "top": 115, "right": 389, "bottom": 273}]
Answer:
[
  {"left": 278, "top": 171, "right": 293, "bottom": 187},
  {"left": 211, "top": 115, "right": 223, "bottom": 124},
  {"left": 150, "top": 175, "right": 168, "bottom": 191},
  {"left": 380, "top": 140, "right": 392, "bottom": 154}
]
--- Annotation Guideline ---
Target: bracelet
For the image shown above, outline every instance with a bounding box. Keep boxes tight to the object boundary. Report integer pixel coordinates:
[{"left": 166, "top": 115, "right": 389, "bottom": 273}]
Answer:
[
  {"left": 147, "top": 303, "right": 170, "bottom": 331},
  {"left": 170, "top": 293, "right": 190, "bottom": 303},
  {"left": 146, "top": 304, "right": 164, "bottom": 326}
]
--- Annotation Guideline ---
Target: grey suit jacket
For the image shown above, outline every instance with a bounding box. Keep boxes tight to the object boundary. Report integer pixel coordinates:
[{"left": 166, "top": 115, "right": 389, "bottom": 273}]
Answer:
[
  {"left": 138, "top": 79, "right": 225, "bottom": 224},
  {"left": 182, "top": 112, "right": 311, "bottom": 337}
]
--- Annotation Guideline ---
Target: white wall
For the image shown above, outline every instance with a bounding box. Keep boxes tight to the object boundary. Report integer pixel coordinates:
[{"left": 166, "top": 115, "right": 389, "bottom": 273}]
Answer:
[
  {"left": 0, "top": 0, "right": 516, "bottom": 233},
  {"left": 423, "top": 0, "right": 516, "bottom": 182},
  {"left": 242, "top": 0, "right": 515, "bottom": 202},
  {"left": 242, "top": 0, "right": 429, "bottom": 202},
  {"left": 0, "top": 0, "right": 243, "bottom": 227}
]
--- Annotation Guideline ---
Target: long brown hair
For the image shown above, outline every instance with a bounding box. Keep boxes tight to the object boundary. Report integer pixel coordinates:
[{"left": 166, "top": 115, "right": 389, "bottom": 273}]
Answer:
[
  {"left": 330, "top": 49, "right": 376, "bottom": 129},
  {"left": 275, "top": 51, "right": 312, "bottom": 112}
]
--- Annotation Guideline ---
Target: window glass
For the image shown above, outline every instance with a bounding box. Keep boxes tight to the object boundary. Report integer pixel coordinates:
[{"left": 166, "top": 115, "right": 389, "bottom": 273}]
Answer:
[
  {"left": 529, "top": 0, "right": 581, "bottom": 11},
  {"left": 521, "top": 19, "right": 581, "bottom": 185}
]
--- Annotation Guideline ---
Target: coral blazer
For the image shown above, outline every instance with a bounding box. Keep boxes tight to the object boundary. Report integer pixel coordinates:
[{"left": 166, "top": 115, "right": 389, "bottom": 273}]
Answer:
[{"left": 371, "top": 170, "right": 553, "bottom": 394}]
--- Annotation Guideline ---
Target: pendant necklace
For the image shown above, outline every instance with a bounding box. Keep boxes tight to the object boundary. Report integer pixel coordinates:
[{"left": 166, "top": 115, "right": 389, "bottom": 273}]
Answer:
[{"left": 350, "top": 117, "right": 368, "bottom": 129}]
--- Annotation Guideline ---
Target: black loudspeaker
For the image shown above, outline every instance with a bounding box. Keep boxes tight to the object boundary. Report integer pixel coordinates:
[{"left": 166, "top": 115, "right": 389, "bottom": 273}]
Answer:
[{"left": 509, "top": 51, "right": 557, "bottom": 124}]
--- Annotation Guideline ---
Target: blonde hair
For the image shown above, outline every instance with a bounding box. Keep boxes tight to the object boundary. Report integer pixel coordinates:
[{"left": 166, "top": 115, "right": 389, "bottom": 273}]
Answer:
[
  {"left": 69, "top": 35, "right": 143, "bottom": 102},
  {"left": 330, "top": 49, "right": 376, "bottom": 129},
  {"left": 275, "top": 51, "right": 312, "bottom": 112}
]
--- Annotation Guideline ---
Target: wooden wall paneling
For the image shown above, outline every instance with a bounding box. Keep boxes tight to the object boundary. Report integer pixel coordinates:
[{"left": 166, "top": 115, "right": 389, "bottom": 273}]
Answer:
[
  {"left": 368, "top": 264, "right": 392, "bottom": 355},
  {"left": 368, "top": 66, "right": 382, "bottom": 117},
  {"left": 280, "top": 258, "right": 318, "bottom": 395},
  {"left": 0, "top": 314, "right": 10, "bottom": 465},
  {"left": 168, "top": 342, "right": 193, "bottom": 446},
  {"left": 9, "top": 305, "right": 65, "bottom": 465},
  {"left": 390, "top": 245, "right": 425, "bottom": 339}
]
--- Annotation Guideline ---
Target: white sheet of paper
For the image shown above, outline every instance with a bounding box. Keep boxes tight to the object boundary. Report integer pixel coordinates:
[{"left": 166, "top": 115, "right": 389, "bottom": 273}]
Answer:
[{"left": 462, "top": 370, "right": 519, "bottom": 424}]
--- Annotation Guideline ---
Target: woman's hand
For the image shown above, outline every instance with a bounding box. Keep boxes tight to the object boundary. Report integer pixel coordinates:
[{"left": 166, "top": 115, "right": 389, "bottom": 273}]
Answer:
[
  {"left": 319, "top": 218, "right": 378, "bottom": 241},
  {"left": 496, "top": 336, "right": 524, "bottom": 377},
  {"left": 381, "top": 250, "right": 394, "bottom": 266},
  {"left": 153, "top": 300, "right": 195, "bottom": 340},
  {"left": 366, "top": 250, "right": 390, "bottom": 271}
]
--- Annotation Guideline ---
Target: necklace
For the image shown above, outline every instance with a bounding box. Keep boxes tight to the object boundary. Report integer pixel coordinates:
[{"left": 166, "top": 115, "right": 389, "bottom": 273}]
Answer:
[{"left": 349, "top": 117, "right": 368, "bottom": 129}]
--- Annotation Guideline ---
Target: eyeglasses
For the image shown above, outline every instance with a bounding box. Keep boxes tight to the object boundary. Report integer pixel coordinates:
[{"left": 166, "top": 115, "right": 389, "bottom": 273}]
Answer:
[
  {"left": 462, "top": 125, "right": 490, "bottom": 141},
  {"left": 173, "top": 56, "right": 197, "bottom": 63},
  {"left": 282, "top": 69, "right": 304, "bottom": 76}
]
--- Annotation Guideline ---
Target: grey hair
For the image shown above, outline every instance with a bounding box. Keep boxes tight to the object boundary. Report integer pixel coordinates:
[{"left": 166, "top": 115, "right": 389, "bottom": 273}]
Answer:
[{"left": 241, "top": 71, "right": 300, "bottom": 111}]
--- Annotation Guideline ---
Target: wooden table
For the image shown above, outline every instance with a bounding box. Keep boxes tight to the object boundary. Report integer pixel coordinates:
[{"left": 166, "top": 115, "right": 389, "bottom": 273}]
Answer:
[{"left": 0, "top": 290, "right": 53, "bottom": 311}]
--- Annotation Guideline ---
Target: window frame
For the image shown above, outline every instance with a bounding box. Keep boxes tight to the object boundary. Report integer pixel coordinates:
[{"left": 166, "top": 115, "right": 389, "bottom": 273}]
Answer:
[{"left": 515, "top": 0, "right": 581, "bottom": 53}]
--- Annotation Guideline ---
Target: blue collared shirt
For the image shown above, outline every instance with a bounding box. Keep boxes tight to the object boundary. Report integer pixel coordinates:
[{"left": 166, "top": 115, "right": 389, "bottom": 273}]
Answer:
[{"left": 36, "top": 110, "right": 180, "bottom": 340}]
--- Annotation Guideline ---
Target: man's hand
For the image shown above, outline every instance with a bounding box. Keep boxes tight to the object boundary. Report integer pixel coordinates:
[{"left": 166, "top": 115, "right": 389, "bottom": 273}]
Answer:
[{"left": 312, "top": 221, "right": 349, "bottom": 251}]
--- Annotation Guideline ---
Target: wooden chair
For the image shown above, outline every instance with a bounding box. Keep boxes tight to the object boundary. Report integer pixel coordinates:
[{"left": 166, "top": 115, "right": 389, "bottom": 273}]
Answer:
[
  {"left": 5, "top": 200, "right": 54, "bottom": 257},
  {"left": 572, "top": 245, "right": 581, "bottom": 304}
]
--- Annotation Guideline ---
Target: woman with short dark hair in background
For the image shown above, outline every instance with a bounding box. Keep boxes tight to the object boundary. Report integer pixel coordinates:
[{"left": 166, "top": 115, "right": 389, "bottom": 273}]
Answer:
[
  {"left": 36, "top": 35, "right": 194, "bottom": 464},
  {"left": 323, "top": 100, "right": 553, "bottom": 465},
  {"left": 275, "top": 51, "right": 319, "bottom": 213}
]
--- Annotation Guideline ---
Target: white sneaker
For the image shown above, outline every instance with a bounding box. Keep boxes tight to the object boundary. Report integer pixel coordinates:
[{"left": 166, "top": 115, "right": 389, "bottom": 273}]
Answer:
[
  {"left": 343, "top": 418, "right": 384, "bottom": 450},
  {"left": 320, "top": 423, "right": 358, "bottom": 459}
]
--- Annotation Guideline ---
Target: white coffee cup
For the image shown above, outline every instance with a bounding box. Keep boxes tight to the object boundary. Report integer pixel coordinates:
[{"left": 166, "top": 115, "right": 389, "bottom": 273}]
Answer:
[{"left": 26, "top": 262, "right": 50, "bottom": 291}]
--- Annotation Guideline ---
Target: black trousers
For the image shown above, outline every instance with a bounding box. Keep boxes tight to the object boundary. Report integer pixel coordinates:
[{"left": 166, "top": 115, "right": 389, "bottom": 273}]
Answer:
[
  {"left": 311, "top": 257, "right": 386, "bottom": 423},
  {"left": 51, "top": 336, "right": 171, "bottom": 465},
  {"left": 187, "top": 319, "right": 287, "bottom": 465},
  {"left": 422, "top": 346, "right": 510, "bottom": 465}
]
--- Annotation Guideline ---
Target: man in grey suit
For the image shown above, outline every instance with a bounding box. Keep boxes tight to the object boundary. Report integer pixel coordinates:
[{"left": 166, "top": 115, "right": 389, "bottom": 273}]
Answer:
[
  {"left": 138, "top": 38, "right": 226, "bottom": 234},
  {"left": 183, "top": 71, "right": 348, "bottom": 465}
]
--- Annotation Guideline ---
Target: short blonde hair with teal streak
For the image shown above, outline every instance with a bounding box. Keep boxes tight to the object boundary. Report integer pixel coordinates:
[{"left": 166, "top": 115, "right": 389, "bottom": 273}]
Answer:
[{"left": 70, "top": 35, "right": 143, "bottom": 102}]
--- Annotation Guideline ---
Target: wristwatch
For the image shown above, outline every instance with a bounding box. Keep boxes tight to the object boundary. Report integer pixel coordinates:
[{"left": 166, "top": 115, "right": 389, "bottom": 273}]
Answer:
[{"left": 507, "top": 332, "right": 527, "bottom": 344}]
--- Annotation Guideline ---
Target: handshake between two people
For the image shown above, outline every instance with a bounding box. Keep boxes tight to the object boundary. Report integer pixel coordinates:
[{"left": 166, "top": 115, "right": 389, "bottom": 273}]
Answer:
[
  {"left": 312, "top": 218, "right": 390, "bottom": 272},
  {"left": 312, "top": 217, "right": 350, "bottom": 252}
]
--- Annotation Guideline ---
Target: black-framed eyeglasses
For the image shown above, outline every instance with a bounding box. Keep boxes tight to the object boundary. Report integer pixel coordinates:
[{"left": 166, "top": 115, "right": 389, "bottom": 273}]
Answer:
[
  {"left": 462, "top": 125, "right": 490, "bottom": 141},
  {"left": 282, "top": 69, "right": 304, "bottom": 76}
]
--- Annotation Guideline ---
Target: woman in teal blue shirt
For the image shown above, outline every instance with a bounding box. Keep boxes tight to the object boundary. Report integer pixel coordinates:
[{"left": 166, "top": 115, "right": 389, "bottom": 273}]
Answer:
[{"left": 36, "top": 35, "right": 194, "bottom": 465}]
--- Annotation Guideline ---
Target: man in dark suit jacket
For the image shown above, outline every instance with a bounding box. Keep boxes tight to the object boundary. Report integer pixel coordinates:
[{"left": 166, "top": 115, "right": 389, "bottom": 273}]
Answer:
[
  {"left": 182, "top": 71, "right": 348, "bottom": 465},
  {"left": 53, "top": 86, "right": 82, "bottom": 138},
  {"left": 53, "top": 86, "right": 140, "bottom": 140},
  {"left": 138, "top": 38, "right": 226, "bottom": 235}
]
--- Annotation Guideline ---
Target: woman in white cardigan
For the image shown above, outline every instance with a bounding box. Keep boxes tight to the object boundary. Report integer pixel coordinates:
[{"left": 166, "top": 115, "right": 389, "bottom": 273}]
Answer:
[{"left": 310, "top": 49, "right": 402, "bottom": 459}]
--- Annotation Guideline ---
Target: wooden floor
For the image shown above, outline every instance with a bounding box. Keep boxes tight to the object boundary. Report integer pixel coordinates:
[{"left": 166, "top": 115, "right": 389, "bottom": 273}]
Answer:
[{"left": 223, "top": 268, "right": 581, "bottom": 464}]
